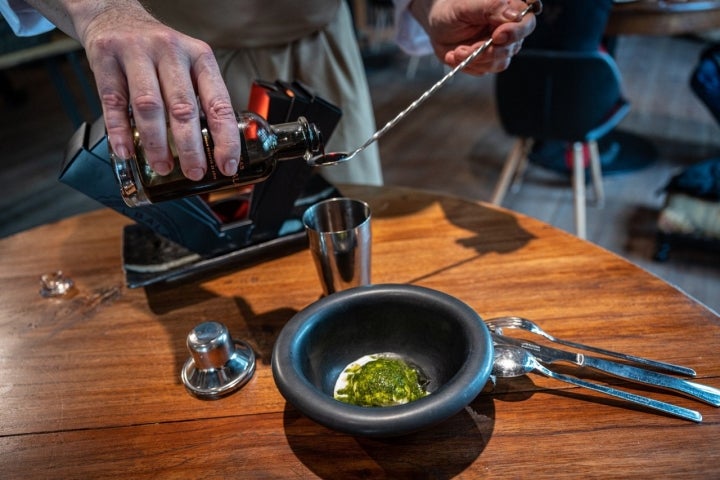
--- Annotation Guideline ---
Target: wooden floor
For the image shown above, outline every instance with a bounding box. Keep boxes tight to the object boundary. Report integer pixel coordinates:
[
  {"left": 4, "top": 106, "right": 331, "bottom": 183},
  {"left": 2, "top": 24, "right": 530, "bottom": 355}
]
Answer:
[{"left": 1, "top": 35, "right": 718, "bottom": 313}]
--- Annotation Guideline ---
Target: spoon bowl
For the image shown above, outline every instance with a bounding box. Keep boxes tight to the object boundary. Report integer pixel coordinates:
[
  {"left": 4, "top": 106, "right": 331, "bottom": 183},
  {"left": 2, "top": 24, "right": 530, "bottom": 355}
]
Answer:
[
  {"left": 492, "top": 343, "right": 535, "bottom": 378},
  {"left": 308, "top": 151, "right": 351, "bottom": 166}
]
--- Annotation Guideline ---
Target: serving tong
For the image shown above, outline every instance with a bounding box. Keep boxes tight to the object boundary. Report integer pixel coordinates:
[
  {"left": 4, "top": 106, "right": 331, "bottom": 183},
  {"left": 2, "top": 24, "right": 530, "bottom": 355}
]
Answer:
[
  {"left": 487, "top": 316, "right": 696, "bottom": 376},
  {"left": 486, "top": 317, "right": 720, "bottom": 421},
  {"left": 492, "top": 343, "right": 703, "bottom": 422}
]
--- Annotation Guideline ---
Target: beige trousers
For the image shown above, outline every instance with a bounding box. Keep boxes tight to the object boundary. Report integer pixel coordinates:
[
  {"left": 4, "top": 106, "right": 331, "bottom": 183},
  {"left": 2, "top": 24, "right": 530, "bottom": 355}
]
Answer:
[{"left": 214, "top": 2, "right": 383, "bottom": 186}]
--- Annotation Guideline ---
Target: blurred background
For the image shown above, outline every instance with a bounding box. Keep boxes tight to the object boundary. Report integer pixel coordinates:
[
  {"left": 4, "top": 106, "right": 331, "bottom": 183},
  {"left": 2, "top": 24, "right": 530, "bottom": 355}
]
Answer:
[{"left": 1, "top": 2, "right": 719, "bottom": 312}]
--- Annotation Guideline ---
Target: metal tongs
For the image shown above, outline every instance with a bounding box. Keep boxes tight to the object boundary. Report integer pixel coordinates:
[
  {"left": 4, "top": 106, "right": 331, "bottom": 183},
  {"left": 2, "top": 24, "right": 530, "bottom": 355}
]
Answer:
[
  {"left": 487, "top": 316, "right": 696, "bottom": 376},
  {"left": 487, "top": 317, "right": 720, "bottom": 420},
  {"left": 491, "top": 340, "right": 703, "bottom": 422},
  {"left": 491, "top": 333, "right": 720, "bottom": 407}
]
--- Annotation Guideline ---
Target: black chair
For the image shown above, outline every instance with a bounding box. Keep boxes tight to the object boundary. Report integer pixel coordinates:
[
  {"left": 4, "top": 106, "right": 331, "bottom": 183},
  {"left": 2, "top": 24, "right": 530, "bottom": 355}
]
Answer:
[{"left": 491, "top": 49, "right": 630, "bottom": 239}]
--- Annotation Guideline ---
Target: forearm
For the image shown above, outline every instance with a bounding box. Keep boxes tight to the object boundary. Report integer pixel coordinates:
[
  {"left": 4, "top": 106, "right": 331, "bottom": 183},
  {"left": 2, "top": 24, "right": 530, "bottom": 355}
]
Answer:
[
  {"left": 407, "top": 0, "right": 433, "bottom": 34},
  {"left": 24, "top": 0, "right": 151, "bottom": 44}
]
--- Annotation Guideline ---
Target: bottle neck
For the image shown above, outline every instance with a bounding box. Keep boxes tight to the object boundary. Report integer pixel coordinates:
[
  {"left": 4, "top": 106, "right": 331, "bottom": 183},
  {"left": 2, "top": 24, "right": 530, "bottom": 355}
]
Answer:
[{"left": 272, "top": 117, "right": 323, "bottom": 162}]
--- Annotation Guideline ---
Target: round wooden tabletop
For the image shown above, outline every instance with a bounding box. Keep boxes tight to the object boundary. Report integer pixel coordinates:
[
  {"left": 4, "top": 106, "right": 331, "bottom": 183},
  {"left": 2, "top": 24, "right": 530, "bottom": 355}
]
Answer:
[{"left": 0, "top": 185, "right": 718, "bottom": 478}]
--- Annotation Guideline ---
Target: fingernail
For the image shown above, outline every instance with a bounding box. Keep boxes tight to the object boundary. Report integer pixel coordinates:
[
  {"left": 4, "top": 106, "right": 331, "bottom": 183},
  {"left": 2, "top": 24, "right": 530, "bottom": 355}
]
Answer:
[
  {"left": 153, "top": 162, "right": 173, "bottom": 175},
  {"left": 503, "top": 8, "right": 520, "bottom": 21},
  {"left": 112, "top": 144, "right": 130, "bottom": 160},
  {"left": 224, "top": 159, "right": 238, "bottom": 176},
  {"left": 187, "top": 167, "right": 205, "bottom": 181},
  {"left": 494, "top": 32, "right": 509, "bottom": 44}
]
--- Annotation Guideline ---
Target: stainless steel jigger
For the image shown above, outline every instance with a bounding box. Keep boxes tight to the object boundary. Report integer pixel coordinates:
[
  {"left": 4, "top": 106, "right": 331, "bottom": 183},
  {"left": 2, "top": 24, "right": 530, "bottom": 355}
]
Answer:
[{"left": 181, "top": 321, "right": 256, "bottom": 399}]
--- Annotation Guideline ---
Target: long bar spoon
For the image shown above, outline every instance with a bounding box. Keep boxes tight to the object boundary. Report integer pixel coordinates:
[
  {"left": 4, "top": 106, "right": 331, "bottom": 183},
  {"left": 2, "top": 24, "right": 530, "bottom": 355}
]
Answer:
[
  {"left": 492, "top": 344, "right": 702, "bottom": 422},
  {"left": 308, "top": 0, "right": 543, "bottom": 167}
]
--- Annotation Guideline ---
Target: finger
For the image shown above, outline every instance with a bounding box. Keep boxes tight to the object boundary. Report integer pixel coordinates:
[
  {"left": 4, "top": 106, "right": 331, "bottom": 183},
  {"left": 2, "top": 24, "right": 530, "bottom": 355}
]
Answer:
[
  {"left": 443, "top": 42, "right": 508, "bottom": 75},
  {"left": 445, "top": 16, "right": 535, "bottom": 75},
  {"left": 193, "top": 47, "right": 241, "bottom": 177},
  {"left": 92, "top": 54, "right": 134, "bottom": 162},
  {"left": 492, "top": 5, "right": 538, "bottom": 46},
  {"left": 157, "top": 49, "right": 207, "bottom": 181},
  {"left": 122, "top": 53, "right": 174, "bottom": 176},
  {"left": 443, "top": 45, "right": 516, "bottom": 75}
]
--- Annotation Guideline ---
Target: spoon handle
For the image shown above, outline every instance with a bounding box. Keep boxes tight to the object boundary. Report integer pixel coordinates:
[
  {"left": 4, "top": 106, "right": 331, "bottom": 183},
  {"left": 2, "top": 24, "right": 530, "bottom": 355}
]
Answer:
[
  {"left": 532, "top": 362, "right": 702, "bottom": 423},
  {"left": 550, "top": 337, "right": 696, "bottom": 377}
]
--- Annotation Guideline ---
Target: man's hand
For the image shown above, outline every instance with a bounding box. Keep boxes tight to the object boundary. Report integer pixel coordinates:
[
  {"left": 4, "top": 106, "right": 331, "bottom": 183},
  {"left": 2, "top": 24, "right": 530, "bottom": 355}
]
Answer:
[
  {"left": 409, "top": 0, "right": 537, "bottom": 75},
  {"left": 28, "top": 0, "right": 240, "bottom": 180}
]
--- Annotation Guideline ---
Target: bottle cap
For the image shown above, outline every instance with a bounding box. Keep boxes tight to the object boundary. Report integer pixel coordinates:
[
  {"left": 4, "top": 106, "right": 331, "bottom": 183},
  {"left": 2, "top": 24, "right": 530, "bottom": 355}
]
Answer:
[
  {"left": 181, "top": 321, "right": 256, "bottom": 399},
  {"left": 111, "top": 151, "right": 152, "bottom": 207}
]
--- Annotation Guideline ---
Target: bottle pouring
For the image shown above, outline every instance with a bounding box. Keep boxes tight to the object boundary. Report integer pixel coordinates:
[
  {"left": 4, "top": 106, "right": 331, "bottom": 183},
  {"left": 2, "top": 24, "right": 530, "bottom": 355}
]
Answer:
[{"left": 111, "top": 111, "right": 323, "bottom": 207}]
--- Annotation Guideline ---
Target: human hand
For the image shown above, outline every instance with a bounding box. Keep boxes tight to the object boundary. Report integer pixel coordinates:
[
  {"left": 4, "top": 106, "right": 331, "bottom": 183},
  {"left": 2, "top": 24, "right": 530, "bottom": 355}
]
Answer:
[
  {"left": 409, "top": 0, "right": 538, "bottom": 75},
  {"left": 76, "top": 2, "right": 240, "bottom": 180}
]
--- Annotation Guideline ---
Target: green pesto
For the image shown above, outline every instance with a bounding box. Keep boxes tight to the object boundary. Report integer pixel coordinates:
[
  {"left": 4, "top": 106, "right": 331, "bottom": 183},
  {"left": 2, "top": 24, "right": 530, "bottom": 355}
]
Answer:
[{"left": 336, "top": 357, "right": 427, "bottom": 407}]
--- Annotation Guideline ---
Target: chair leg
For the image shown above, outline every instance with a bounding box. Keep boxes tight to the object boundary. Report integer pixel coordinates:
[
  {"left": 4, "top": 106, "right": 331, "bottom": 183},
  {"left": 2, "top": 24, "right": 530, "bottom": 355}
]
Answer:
[
  {"left": 572, "top": 142, "right": 587, "bottom": 239},
  {"left": 588, "top": 141, "right": 605, "bottom": 208},
  {"left": 406, "top": 56, "right": 420, "bottom": 79},
  {"left": 510, "top": 139, "right": 534, "bottom": 194},
  {"left": 491, "top": 138, "right": 530, "bottom": 205}
]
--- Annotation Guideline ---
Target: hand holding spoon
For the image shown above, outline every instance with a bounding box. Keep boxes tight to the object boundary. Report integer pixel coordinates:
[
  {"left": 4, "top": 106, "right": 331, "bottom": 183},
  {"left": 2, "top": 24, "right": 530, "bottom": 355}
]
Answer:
[{"left": 308, "top": 0, "right": 543, "bottom": 167}]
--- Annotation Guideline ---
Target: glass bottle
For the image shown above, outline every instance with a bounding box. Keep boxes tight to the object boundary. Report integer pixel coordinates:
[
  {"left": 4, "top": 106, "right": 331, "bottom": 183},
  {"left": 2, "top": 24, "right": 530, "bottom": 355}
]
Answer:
[{"left": 111, "top": 112, "right": 323, "bottom": 207}]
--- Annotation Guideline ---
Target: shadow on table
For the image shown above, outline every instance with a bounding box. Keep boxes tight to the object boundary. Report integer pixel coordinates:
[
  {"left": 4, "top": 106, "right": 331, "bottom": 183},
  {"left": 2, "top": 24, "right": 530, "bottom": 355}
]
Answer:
[
  {"left": 404, "top": 198, "right": 536, "bottom": 285},
  {"left": 283, "top": 395, "right": 496, "bottom": 479},
  {"left": 368, "top": 188, "right": 536, "bottom": 256},
  {"left": 144, "top": 281, "right": 298, "bottom": 375},
  {"left": 232, "top": 296, "right": 298, "bottom": 365},
  {"left": 438, "top": 199, "right": 536, "bottom": 256}
]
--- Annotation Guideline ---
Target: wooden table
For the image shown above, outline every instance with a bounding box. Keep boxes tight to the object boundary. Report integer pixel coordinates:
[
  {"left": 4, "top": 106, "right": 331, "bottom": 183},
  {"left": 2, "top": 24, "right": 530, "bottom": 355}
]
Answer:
[
  {"left": 1, "top": 185, "right": 718, "bottom": 478},
  {"left": 607, "top": 0, "right": 720, "bottom": 36}
]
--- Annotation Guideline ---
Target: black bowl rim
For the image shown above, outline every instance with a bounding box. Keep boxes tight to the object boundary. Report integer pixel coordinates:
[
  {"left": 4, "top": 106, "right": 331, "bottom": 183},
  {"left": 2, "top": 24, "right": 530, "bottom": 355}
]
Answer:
[{"left": 271, "top": 283, "right": 493, "bottom": 437}]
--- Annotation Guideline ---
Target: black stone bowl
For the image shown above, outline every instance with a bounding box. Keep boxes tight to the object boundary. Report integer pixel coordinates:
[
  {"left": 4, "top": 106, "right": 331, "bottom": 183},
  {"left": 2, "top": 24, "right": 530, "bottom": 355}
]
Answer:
[{"left": 271, "top": 284, "right": 493, "bottom": 437}]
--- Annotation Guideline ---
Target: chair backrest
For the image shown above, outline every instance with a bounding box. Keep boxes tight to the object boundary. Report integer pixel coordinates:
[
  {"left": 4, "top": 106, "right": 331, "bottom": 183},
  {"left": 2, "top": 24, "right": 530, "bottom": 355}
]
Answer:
[
  {"left": 495, "top": 49, "right": 628, "bottom": 142},
  {"left": 524, "top": 0, "right": 613, "bottom": 52}
]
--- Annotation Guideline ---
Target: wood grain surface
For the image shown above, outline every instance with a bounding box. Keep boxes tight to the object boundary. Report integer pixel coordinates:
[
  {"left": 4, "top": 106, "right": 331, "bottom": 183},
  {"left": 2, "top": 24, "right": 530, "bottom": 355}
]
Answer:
[{"left": 0, "top": 185, "right": 718, "bottom": 478}]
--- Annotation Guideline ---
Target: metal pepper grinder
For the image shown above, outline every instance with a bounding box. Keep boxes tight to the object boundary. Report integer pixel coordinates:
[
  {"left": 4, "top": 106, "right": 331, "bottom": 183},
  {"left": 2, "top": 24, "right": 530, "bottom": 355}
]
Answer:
[{"left": 181, "top": 321, "right": 256, "bottom": 399}]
